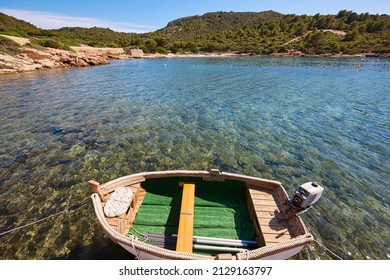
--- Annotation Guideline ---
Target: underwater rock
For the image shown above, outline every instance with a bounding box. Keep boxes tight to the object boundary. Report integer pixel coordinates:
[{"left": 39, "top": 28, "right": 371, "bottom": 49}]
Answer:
[
  {"left": 68, "top": 144, "right": 85, "bottom": 158},
  {"left": 14, "top": 150, "right": 28, "bottom": 163},
  {"left": 237, "top": 159, "right": 247, "bottom": 168},
  {"left": 51, "top": 128, "right": 63, "bottom": 135}
]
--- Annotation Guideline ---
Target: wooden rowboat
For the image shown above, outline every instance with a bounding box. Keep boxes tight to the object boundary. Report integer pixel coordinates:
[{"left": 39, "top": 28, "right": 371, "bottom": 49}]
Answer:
[{"left": 88, "top": 169, "right": 323, "bottom": 260}]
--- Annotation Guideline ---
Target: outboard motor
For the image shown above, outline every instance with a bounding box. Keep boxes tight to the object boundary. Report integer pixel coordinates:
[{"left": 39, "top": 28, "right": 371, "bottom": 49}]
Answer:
[{"left": 289, "top": 182, "right": 324, "bottom": 215}]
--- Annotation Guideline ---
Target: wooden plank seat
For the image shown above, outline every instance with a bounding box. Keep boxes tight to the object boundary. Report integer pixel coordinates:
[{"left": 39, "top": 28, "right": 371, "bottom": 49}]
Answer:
[{"left": 176, "top": 182, "right": 195, "bottom": 253}]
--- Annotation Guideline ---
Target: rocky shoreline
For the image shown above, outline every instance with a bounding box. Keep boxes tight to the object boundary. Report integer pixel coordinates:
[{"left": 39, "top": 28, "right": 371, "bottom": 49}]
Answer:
[
  {"left": 0, "top": 46, "right": 127, "bottom": 75},
  {"left": 0, "top": 34, "right": 134, "bottom": 74}
]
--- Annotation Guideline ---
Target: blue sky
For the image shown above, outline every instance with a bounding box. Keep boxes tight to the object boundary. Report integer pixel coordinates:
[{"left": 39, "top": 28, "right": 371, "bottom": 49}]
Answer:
[{"left": 0, "top": 0, "right": 389, "bottom": 33}]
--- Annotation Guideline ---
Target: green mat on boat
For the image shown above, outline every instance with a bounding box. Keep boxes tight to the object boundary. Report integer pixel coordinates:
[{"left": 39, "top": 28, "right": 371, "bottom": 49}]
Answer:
[{"left": 129, "top": 177, "right": 257, "bottom": 244}]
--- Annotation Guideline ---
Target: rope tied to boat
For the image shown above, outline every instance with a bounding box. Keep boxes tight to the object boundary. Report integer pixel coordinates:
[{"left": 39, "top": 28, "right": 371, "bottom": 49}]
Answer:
[
  {"left": 127, "top": 226, "right": 149, "bottom": 242},
  {"left": 239, "top": 249, "right": 250, "bottom": 260},
  {"left": 128, "top": 234, "right": 141, "bottom": 260},
  {"left": 313, "top": 239, "right": 343, "bottom": 260},
  {"left": 0, "top": 198, "right": 90, "bottom": 237}
]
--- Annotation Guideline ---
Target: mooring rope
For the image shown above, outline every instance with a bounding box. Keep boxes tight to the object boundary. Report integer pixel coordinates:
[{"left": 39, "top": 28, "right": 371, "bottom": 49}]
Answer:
[
  {"left": 0, "top": 198, "right": 90, "bottom": 237},
  {"left": 128, "top": 226, "right": 149, "bottom": 242},
  {"left": 313, "top": 239, "right": 343, "bottom": 260}
]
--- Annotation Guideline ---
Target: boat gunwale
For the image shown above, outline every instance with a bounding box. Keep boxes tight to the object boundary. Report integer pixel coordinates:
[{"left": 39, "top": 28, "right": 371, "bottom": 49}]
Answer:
[
  {"left": 90, "top": 170, "right": 313, "bottom": 260},
  {"left": 99, "top": 170, "right": 283, "bottom": 189}
]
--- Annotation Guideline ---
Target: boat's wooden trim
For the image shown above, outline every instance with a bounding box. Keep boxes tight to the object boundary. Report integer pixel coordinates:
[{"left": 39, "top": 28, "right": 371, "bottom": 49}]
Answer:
[
  {"left": 88, "top": 180, "right": 104, "bottom": 201},
  {"left": 88, "top": 176, "right": 145, "bottom": 201},
  {"left": 126, "top": 186, "right": 146, "bottom": 233},
  {"left": 176, "top": 182, "right": 195, "bottom": 253},
  {"left": 106, "top": 170, "right": 281, "bottom": 187},
  {"left": 101, "top": 176, "right": 145, "bottom": 202}
]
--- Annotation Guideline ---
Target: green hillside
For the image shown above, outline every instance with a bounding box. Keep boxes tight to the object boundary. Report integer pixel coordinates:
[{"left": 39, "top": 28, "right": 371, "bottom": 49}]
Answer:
[
  {"left": 158, "top": 11, "right": 283, "bottom": 39},
  {"left": 149, "top": 10, "right": 390, "bottom": 54},
  {"left": 0, "top": 12, "right": 75, "bottom": 51},
  {"left": 0, "top": 12, "right": 42, "bottom": 37},
  {"left": 1, "top": 10, "right": 389, "bottom": 56},
  {"left": 54, "top": 26, "right": 142, "bottom": 48}
]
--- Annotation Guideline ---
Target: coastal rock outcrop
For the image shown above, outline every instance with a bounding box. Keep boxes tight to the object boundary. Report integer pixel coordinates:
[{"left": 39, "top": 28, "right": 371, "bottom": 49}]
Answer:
[
  {"left": 0, "top": 47, "right": 112, "bottom": 74},
  {"left": 0, "top": 36, "right": 127, "bottom": 74}
]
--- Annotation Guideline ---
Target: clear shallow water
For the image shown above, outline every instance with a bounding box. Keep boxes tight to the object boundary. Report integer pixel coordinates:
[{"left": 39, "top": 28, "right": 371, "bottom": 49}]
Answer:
[{"left": 0, "top": 57, "right": 389, "bottom": 259}]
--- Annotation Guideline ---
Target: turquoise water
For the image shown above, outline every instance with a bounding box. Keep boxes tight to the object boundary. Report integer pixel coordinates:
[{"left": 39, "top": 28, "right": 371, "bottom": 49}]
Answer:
[{"left": 0, "top": 57, "right": 389, "bottom": 259}]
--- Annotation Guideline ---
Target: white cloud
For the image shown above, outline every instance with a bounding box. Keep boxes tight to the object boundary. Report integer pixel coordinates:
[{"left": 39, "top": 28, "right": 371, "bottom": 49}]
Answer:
[{"left": 0, "top": 8, "right": 154, "bottom": 33}]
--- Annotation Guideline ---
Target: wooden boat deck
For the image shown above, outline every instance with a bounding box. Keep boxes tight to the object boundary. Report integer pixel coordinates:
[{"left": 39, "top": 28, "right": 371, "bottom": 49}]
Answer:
[{"left": 247, "top": 185, "right": 294, "bottom": 245}]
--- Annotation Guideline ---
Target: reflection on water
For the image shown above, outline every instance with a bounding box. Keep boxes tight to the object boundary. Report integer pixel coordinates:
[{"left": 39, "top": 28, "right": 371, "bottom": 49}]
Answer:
[{"left": 0, "top": 57, "right": 389, "bottom": 259}]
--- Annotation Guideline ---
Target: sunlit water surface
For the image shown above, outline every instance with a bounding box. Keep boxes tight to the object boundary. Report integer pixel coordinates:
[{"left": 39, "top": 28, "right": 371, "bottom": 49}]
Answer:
[{"left": 0, "top": 57, "right": 389, "bottom": 259}]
